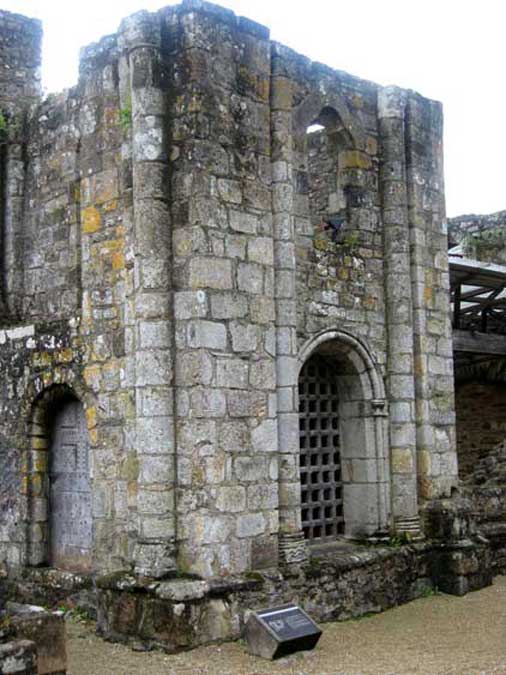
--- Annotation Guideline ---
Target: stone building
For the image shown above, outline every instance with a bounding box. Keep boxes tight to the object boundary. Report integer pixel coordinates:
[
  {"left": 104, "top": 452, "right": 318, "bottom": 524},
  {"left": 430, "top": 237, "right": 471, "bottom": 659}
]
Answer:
[
  {"left": 0, "top": 0, "right": 459, "bottom": 598},
  {"left": 447, "top": 212, "right": 506, "bottom": 478}
]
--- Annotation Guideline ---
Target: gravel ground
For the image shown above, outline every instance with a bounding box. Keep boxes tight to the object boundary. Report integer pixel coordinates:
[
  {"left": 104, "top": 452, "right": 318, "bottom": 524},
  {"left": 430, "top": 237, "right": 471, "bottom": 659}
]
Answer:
[{"left": 67, "top": 576, "right": 506, "bottom": 675}]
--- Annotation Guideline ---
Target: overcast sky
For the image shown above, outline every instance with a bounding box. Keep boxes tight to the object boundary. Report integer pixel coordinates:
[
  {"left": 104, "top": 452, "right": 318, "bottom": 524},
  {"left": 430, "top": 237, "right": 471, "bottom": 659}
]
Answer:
[{"left": 2, "top": 0, "right": 505, "bottom": 217}]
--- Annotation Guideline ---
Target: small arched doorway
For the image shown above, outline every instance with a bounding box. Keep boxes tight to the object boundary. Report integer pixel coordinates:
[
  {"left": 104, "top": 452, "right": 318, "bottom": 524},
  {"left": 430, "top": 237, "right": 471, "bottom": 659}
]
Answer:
[
  {"left": 297, "top": 331, "right": 390, "bottom": 543},
  {"left": 28, "top": 385, "right": 92, "bottom": 572},
  {"left": 48, "top": 395, "right": 92, "bottom": 571}
]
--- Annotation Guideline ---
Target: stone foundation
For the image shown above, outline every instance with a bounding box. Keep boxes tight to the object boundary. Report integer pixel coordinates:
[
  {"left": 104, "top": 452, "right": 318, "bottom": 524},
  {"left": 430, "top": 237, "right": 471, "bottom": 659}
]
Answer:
[{"left": 95, "top": 542, "right": 456, "bottom": 652}]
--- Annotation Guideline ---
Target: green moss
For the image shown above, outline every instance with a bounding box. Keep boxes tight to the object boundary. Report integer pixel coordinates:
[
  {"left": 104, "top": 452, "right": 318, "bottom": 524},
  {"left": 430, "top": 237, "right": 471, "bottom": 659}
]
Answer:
[
  {"left": 244, "top": 571, "right": 264, "bottom": 582},
  {"left": 0, "top": 111, "right": 7, "bottom": 142},
  {"left": 387, "top": 531, "right": 413, "bottom": 548},
  {"left": 119, "top": 106, "right": 132, "bottom": 132}
]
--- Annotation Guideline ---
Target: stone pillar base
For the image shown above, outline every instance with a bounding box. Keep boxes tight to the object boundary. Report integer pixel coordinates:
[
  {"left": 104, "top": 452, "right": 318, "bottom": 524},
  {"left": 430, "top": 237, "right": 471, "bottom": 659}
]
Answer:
[
  {"left": 278, "top": 532, "right": 308, "bottom": 566},
  {"left": 394, "top": 515, "right": 422, "bottom": 538},
  {"left": 422, "top": 496, "right": 492, "bottom": 595}
]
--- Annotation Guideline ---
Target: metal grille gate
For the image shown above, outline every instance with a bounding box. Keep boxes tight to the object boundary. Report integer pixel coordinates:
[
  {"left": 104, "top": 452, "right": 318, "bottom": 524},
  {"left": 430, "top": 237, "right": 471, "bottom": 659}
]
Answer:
[{"left": 299, "top": 355, "right": 344, "bottom": 541}]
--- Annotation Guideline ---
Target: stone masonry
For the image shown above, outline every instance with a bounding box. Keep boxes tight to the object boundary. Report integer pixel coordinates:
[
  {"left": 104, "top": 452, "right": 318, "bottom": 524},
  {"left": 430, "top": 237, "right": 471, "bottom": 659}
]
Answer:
[{"left": 0, "top": 1, "right": 458, "bottom": 586}]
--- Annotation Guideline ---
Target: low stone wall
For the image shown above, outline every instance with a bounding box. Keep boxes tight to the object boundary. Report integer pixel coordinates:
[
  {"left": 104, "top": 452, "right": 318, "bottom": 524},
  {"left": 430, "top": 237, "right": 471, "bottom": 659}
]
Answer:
[
  {"left": 95, "top": 540, "right": 488, "bottom": 653},
  {"left": 0, "top": 601, "right": 66, "bottom": 674},
  {"left": 3, "top": 568, "right": 94, "bottom": 618}
]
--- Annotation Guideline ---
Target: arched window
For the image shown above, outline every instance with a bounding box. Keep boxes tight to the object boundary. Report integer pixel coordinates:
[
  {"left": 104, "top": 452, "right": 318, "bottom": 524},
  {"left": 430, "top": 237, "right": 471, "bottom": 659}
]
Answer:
[{"left": 301, "top": 105, "right": 355, "bottom": 236}]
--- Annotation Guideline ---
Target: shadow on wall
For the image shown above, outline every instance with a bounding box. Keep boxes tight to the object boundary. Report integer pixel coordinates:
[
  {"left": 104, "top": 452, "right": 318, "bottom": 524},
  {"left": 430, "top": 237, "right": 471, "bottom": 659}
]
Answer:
[{"left": 455, "top": 379, "right": 506, "bottom": 478}]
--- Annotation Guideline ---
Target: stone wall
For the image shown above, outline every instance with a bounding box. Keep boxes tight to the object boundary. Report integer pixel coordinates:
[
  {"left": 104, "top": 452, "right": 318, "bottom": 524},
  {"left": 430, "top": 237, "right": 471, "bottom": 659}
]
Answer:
[
  {"left": 95, "top": 536, "right": 490, "bottom": 652},
  {"left": 448, "top": 211, "right": 506, "bottom": 264},
  {"left": 0, "top": 0, "right": 458, "bottom": 581},
  {"left": 0, "top": 10, "right": 41, "bottom": 112},
  {"left": 455, "top": 381, "right": 506, "bottom": 477},
  {"left": 0, "top": 10, "right": 41, "bottom": 322}
]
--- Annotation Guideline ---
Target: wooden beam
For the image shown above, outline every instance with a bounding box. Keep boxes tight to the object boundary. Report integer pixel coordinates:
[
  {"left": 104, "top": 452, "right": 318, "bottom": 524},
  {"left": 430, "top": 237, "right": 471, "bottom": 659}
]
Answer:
[
  {"left": 453, "top": 284, "right": 461, "bottom": 329},
  {"left": 453, "top": 329, "right": 506, "bottom": 355}
]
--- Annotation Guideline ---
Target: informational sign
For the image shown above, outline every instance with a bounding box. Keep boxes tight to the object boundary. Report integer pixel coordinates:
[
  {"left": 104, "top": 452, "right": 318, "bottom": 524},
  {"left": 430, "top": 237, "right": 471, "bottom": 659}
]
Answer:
[{"left": 244, "top": 603, "right": 322, "bottom": 660}]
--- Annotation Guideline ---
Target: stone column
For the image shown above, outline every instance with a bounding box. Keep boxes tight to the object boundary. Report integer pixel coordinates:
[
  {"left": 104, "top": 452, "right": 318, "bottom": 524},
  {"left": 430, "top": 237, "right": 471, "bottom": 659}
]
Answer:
[
  {"left": 271, "top": 47, "right": 308, "bottom": 564},
  {"left": 3, "top": 128, "right": 26, "bottom": 318},
  {"left": 0, "top": 11, "right": 41, "bottom": 319},
  {"left": 378, "top": 86, "right": 420, "bottom": 535},
  {"left": 119, "top": 12, "right": 176, "bottom": 577},
  {"left": 405, "top": 93, "right": 457, "bottom": 500}
]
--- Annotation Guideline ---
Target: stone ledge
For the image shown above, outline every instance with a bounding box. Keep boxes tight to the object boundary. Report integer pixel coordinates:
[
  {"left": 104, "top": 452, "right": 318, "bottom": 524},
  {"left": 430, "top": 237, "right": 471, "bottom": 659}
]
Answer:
[
  {"left": 95, "top": 544, "right": 436, "bottom": 653},
  {"left": 6, "top": 567, "right": 93, "bottom": 608}
]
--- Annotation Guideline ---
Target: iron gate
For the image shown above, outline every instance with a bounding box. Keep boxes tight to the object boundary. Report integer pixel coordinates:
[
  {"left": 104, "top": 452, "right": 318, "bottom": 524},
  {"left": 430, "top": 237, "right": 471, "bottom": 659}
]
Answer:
[{"left": 299, "top": 355, "right": 344, "bottom": 541}]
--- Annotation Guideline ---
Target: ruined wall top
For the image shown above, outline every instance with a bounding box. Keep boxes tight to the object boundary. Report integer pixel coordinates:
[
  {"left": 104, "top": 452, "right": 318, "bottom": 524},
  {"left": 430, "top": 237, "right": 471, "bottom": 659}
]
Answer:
[
  {"left": 0, "top": 9, "right": 42, "bottom": 115},
  {"left": 448, "top": 211, "right": 506, "bottom": 265}
]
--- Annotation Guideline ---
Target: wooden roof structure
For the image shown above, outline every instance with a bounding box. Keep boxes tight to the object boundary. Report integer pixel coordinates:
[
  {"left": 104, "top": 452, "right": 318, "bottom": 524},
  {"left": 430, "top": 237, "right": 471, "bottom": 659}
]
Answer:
[{"left": 450, "top": 251, "right": 506, "bottom": 368}]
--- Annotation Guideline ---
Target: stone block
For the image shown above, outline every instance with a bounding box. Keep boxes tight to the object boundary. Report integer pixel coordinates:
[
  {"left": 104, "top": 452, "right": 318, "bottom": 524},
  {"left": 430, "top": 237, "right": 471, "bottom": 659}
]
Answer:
[
  {"left": 0, "top": 640, "right": 37, "bottom": 675},
  {"left": 247, "top": 484, "right": 278, "bottom": 510},
  {"left": 187, "top": 320, "right": 227, "bottom": 350},
  {"left": 136, "top": 350, "right": 172, "bottom": 386},
  {"left": 136, "top": 416, "right": 174, "bottom": 454},
  {"left": 251, "top": 534, "right": 279, "bottom": 569},
  {"left": 237, "top": 513, "right": 266, "bottom": 538},
  {"left": 8, "top": 603, "right": 66, "bottom": 675},
  {"left": 249, "top": 358, "right": 276, "bottom": 389},
  {"left": 234, "top": 456, "right": 267, "bottom": 482},
  {"left": 251, "top": 419, "right": 277, "bottom": 453},
  {"left": 230, "top": 210, "right": 258, "bottom": 234},
  {"left": 250, "top": 297, "right": 275, "bottom": 324},
  {"left": 139, "top": 454, "right": 173, "bottom": 484},
  {"left": 216, "top": 486, "right": 247, "bottom": 513},
  {"left": 174, "top": 290, "right": 208, "bottom": 319},
  {"left": 210, "top": 293, "right": 248, "bottom": 319},
  {"left": 216, "top": 358, "right": 249, "bottom": 389},
  {"left": 190, "top": 389, "right": 227, "bottom": 418},
  {"left": 188, "top": 257, "right": 233, "bottom": 290},
  {"left": 177, "top": 350, "right": 214, "bottom": 386},
  {"left": 218, "top": 178, "right": 242, "bottom": 204},
  {"left": 237, "top": 263, "right": 263, "bottom": 294},
  {"left": 156, "top": 580, "right": 209, "bottom": 602},
  {"left": 230, "top": 322, "right": 258, "bottom": 352},
  {"left": 228, "top": 391, "right": 267, "bottom": 418},
  {"left": 139, "top": 321, "right": 170, "bottom": 349},
  {"left": 248, "top": 237, "right": 273, "bottom": 266}
]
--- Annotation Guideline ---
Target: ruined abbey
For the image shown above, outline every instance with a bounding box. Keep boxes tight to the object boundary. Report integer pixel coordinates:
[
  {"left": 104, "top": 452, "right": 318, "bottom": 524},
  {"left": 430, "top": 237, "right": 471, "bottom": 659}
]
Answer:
[{"left": 1, "top": 0, "right": 505, "bottom": 654}]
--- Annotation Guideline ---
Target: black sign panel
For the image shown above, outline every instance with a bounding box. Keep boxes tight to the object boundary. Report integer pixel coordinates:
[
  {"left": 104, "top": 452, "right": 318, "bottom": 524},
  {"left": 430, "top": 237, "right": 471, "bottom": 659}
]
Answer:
[
  {"left": 257, "top": 604, "right": 320, "bottom": 640},
  {"left": 245, "top": 603, "right": 322, "bottom": 659}
]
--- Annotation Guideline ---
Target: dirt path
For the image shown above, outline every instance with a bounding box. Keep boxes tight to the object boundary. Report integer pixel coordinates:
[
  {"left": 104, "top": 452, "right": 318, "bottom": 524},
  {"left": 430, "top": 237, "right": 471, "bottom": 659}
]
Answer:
[{"left": 67, "top": 576, "right": 506, "bottom": 675}]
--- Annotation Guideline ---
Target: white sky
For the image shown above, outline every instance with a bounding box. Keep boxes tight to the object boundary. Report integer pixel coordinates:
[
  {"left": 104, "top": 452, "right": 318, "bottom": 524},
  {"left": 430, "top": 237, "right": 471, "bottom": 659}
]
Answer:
[{"left": 2, "top": 0, "right": 505, "bottom": 217}]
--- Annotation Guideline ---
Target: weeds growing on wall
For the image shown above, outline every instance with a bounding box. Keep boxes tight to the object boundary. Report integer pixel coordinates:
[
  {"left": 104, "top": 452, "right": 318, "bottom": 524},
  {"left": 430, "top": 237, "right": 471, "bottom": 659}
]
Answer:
[
  {"left": 0, "top": 111, "right": 7, "bottom": 142},
  {"left": 119, "top": 106, "right": 132, "bottom": 132}
]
